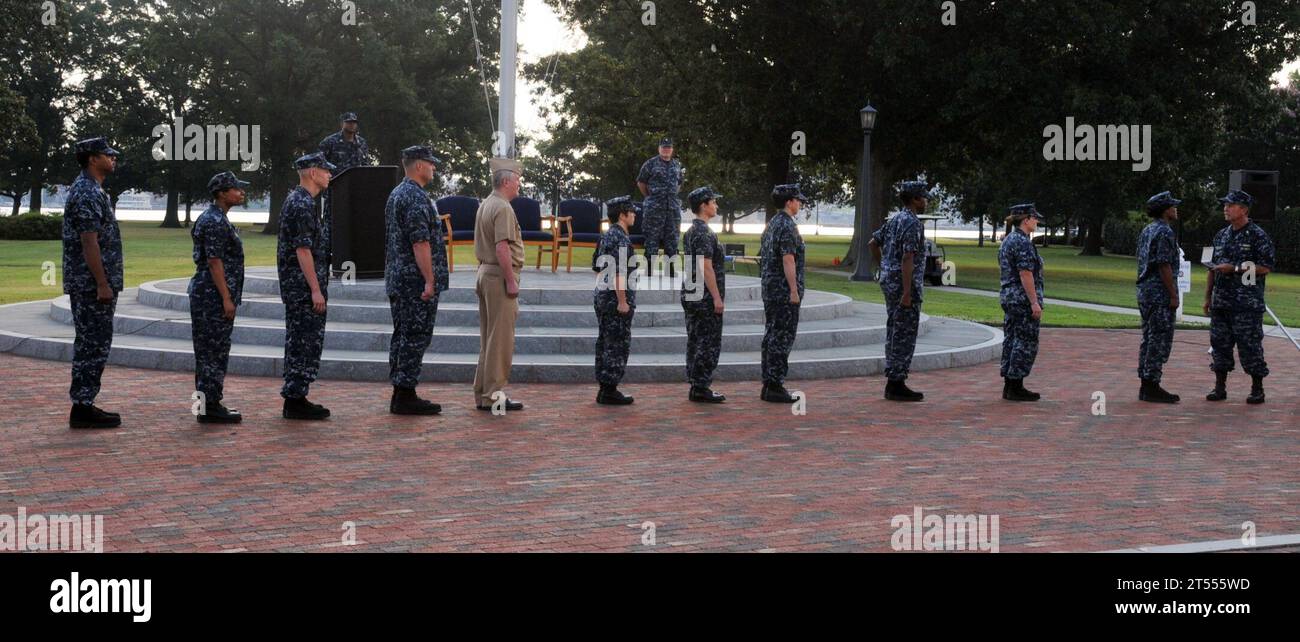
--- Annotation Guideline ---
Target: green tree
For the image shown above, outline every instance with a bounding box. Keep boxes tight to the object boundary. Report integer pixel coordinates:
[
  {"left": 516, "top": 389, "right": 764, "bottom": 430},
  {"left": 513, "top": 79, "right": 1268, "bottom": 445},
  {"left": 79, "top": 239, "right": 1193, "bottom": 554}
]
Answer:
[
  {"left": 536, "top": 0, "right": 1300, "bottom": 264},
  {"left": 2, "top": 0, "right": 107, "bottom": 215}
]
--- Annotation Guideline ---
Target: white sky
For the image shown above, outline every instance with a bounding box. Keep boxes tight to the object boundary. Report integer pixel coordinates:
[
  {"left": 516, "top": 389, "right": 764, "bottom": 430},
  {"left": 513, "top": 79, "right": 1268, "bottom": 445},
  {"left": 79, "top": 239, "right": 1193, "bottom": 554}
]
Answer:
[
  {"left": 514, "top": 0, "right": 587, "bottom": 148},
  {"left": 1276, "top": 58, "right": 1300, "bottom": 85}
]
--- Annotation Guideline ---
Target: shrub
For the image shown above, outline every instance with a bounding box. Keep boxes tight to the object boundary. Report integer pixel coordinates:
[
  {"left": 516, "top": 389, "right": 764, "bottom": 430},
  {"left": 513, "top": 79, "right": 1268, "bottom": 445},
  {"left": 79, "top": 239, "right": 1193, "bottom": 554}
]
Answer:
[{"left": 0, "top": 212, "right": 63, "bottom": 240}]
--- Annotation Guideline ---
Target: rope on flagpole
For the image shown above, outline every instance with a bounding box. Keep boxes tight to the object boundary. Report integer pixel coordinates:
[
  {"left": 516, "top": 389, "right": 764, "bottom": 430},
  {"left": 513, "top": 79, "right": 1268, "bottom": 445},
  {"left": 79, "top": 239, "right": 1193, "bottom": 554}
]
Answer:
[{"left": 465, "top": 0, "right": 497, "bottom": 137}]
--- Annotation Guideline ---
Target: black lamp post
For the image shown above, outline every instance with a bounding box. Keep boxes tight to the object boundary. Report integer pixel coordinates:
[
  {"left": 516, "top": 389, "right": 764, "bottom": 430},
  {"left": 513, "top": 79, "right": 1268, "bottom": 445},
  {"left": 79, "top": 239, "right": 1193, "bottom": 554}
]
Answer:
[{"left": 850, "top": 104, "right": 878, "bottom": 281}]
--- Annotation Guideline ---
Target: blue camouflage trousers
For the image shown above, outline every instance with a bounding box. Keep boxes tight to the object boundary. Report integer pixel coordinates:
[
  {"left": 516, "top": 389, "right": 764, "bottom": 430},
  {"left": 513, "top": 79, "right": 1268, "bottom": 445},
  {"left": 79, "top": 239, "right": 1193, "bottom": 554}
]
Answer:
[
  {"left": 595, "top": 304, "right": 634, "bottom": 386},
  {"left": 389, "top": 295, "right": 438, "bottom": 389},
  {"left": 642, "top": 199, "right": 680, "bottom": 261},
  {"left": 281, "top": 295, "right": 327, "bottom": 399},
  {"left": 1000, "top": 306, "right": 1040, "bottom": 380},
  {"left": 761, "top": 300, "right": 800, "bottom": 385},
  {"left": 882, "top": 289, "right": 921, "bottom": 382},
  {"left": 69, "top": 292, "right": 116, "bottom": 405},
  {"left": 684, "top": 305, "right": 723, "bottom": 388},
  {"left": 1137, "top": 302, "right": 1175, "bottom": 382},
  {"left": 190, "top": 293, "right": 234, "bottom": 403},
  {"left": 1210, "top": 309, "right": 1269, "bottom": 377}
]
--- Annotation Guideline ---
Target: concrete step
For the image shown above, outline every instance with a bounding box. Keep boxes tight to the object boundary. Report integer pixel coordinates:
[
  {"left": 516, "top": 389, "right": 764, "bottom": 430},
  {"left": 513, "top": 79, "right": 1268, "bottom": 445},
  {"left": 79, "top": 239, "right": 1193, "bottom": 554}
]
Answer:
[
  {"left": 49, "top": 296, "right": 921, "bottom": 354},
  {"left": 139, "top": 279, "right": 857, "bottom": 327},
  {"left": 1, "top": 299, "right": 1000, "bottom": 384},
  {"left": 240, "top": 267, "right": 766, "bottom": 305}
]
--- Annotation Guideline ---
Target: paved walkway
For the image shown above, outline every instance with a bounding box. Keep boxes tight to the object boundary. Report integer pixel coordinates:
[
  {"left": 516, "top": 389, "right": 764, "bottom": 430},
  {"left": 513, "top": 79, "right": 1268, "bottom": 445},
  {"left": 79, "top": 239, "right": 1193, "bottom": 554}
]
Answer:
[{"left": 0, "top": 329, "right": 1295, "bottom": 552}]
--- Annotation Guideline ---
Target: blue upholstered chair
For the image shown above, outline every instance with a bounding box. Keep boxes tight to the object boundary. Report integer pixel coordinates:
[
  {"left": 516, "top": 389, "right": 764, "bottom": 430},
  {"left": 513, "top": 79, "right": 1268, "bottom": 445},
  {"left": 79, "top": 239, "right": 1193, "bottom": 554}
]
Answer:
[
  {"left": 435, "top": 195, "right": 480, "bottom": 272},
  {"left": 509, "top": 196, "right": 559, "bottom": 272},
  {"left": 555, "top": 199, "right": 603, "bottom": 272}
]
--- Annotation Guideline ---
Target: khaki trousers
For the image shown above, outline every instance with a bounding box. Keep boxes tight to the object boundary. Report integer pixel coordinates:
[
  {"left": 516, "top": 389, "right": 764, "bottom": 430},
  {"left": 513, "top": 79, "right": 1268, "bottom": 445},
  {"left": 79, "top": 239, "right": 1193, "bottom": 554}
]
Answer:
[{"left": 473, "top": 263, "right": 520, "bottom": 406}]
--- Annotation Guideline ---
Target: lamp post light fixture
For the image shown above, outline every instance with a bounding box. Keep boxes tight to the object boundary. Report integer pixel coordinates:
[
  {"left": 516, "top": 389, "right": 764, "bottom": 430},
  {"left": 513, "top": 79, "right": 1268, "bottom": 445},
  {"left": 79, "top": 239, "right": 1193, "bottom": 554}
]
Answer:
[{"left": 851, "top": 104, "right": 878, "bottom": 281}]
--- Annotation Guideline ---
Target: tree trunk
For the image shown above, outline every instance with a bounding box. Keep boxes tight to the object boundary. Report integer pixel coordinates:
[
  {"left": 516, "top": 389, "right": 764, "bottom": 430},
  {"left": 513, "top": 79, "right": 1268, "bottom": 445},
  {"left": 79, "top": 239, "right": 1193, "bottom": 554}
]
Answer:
[
  {"left": 977, "top": 216, "right": 984, "bottom": 248},
  {"left": 8, "top": 195, "right": 20, "bottom": 216},
  {"left": 1080, "top": 213, "right": 1104, "bottom": 256},
  {"left": 28, "top": 181, "right": 42, "bottom": 215},
  {"left": 842, "top": 159, "right": 892, "bottom": 271},
  {"left": 762, "top": 154, "right": 790, "bottom": 223},
  {"left": 160, "top": 167, "right": 181, "bottom": 228},
  {"left": 264, "top": 165, "right": 286, "bottom": 234},
  {"left": 184, "top": 197, "right": 193, "bottom": 227}
]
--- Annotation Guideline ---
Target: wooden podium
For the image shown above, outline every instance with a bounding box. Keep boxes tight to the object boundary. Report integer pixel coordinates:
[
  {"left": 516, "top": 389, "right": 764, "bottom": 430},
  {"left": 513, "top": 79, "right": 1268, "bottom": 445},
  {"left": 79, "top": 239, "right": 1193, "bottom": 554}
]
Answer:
[{"left": 328, "top": 165, "right": 401, "bottom": 279}]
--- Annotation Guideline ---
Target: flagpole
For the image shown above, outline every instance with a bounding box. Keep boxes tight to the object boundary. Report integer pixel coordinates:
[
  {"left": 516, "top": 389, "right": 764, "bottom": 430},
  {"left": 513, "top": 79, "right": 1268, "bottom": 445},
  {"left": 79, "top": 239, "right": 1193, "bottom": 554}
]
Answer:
[{"left": 498, "top": 0, "right": 518, "bottom": 158}]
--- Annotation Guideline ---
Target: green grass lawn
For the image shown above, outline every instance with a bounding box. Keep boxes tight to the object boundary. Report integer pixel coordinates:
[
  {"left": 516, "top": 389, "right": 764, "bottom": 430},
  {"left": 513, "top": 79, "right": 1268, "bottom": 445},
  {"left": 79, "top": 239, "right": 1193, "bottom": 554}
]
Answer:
[{"left": 2, "top": 224, "right": 1292, "bottom": 331}]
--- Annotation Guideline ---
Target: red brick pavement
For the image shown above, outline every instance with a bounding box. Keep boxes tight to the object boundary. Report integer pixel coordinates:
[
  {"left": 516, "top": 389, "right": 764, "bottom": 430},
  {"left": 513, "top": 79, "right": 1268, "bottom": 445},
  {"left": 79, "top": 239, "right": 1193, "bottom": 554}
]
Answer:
[{"left": 0, "top": 329, "right": 1295, "bottom": 552}]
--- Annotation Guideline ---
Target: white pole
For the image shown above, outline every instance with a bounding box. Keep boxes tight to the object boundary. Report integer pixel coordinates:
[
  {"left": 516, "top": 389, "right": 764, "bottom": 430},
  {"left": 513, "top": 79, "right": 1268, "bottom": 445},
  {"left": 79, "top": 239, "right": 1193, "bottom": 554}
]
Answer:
[
  {"left": 1176, "top": 249, "right": 1191, "bottom": 322},
  {"left": 1265, "top": 306, "right": 1300, "bottom": 352},
  {"left": 498, "top": 0, "right": 518, "bottom": 158}
]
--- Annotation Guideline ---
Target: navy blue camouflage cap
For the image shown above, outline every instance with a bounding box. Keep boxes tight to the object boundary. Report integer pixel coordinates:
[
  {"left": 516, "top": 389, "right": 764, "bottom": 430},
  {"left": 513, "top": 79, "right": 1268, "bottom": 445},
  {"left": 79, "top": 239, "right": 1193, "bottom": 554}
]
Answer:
[
  {"left": 688, "top": 186, "right": 723, "bottom": 210},
  {"left": 605, "top": 195, "right": 637, "bottom": 215},
  {"left": 1008, "top": 203, "right": 1044, "bottom": 220},
  {"left": 659, "top": 137, "right": 674, "bottom": 148},
  {"left": 1218, "top": 190, "right": 1254, "bottom": 207},
  {"left": 400, "top": 145, "right": 441, "bottom": 165},
  {"left": 294, "top": 152, "right": 337, "bottom": 172},
  {"left": 340, "top": 112, "right": 359, "bottom": 122},
  {"left": 895, "top": 180, "right": 930, "bottom": 200},
  {"left": 1145, "top": 191, "right": 1182, "bottom": 214},
  {"left": 771, "top": 183, "right": 810, "bottom": 204},
  {"left": 207, "top": 171, "right": 250, "bottom": 194},
  {"left": 75, "top": 136, "right": 119, "bottom": 157}
]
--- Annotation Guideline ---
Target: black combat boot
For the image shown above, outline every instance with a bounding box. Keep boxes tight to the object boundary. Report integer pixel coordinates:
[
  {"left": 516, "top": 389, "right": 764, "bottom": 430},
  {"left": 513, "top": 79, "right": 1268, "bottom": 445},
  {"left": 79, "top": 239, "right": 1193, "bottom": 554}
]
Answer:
[
  {"left": 689, "top": 386, "right": 726, "bottom": 403},
  {"left": 1139, "top": 379, "right": 1179, "bottom": 404},
  {"left": 390, "top": 386, "right": 441, "bottom": 415},
  {"left": 1246, "top": 376, "right": 1265, "bottom": 405},
  {"left": 198, "top": 402, "right": 243, "bottom": 424},
  {"left": 283, "top": 397, "right": 330, "bottom": 420},
  {"left": 885, "top": 379, "right": 924, "bottom": 402},
  {"left": 1206, "top": 371, "right": 1228, "bottom": 402},
  {"left": 69, "top": 404, "right": 121, "bottom": 430},
  {"left": 597, "top": 384, "right": 634, "bottom": 405},
  {"left": 761, "top": 383, "right": 796, "bottom": 403},
  {"left": 1002, "top": 378, "right": 1039, "bottom": 402}
]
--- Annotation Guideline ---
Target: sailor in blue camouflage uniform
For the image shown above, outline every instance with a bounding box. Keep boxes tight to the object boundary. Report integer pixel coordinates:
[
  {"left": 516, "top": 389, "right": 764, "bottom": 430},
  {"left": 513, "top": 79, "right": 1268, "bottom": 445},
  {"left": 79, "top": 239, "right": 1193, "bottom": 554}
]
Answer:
[
  {"left": 681, "top": 186, "right": 727, "bottom": 403},
  {"left": 319, "top": 112, "right": 371, "bottom": 171},
  {"left": 636, "top": 137, "right": 685, "bottom": 275},
  {"left": 188, "top": 171, "right": 249, "bottom": 424},
  {"left": 1204, "top": 190, "right": 1276, "bottom": 405},
  {"left": 759, "top": 184, "right": 807, "bottom": 404},
  {"left": 62, "top": 137, "right": 123, "bottom": 429},
  {"left": 998, "top": 204, "right": 1046, "bottom": 402},
  {"left": 592, "top": 196, "right": 639, "bottom": 405},
  {"left": 384, "top": 146, "right": 449, "bottom": 416},
  {"left": 278, "top": 152, "right": 335, "bottom": 420},
  {"left": 867, "top": 181, "right": 928, "bottom": 402},
  {"left": 1135, "top": 191, "right": 1183, "bottom": 403},
  {"left": 318, "top": 112, "right": 372, "bottom": 260}
]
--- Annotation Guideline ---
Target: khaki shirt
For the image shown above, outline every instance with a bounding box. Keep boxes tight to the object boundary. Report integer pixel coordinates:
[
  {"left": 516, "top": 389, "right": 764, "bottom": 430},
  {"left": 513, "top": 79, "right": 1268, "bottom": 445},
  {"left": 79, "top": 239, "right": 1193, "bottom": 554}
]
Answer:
[{"left": 475, "top": 191, "right": 525, "bottom": 270}]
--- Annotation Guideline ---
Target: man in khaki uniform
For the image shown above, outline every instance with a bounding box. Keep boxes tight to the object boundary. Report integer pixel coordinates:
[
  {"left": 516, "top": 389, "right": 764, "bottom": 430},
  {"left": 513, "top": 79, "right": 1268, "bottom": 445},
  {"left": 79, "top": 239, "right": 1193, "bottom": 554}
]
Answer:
[{"left": 474, "top": 157, "right": 526, "bottom": 411}]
